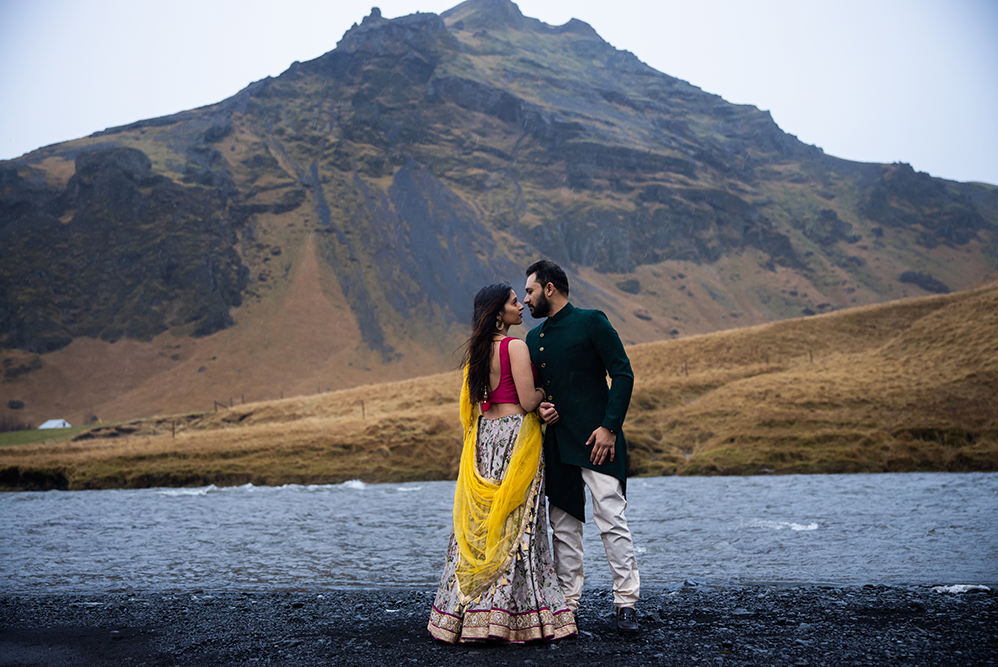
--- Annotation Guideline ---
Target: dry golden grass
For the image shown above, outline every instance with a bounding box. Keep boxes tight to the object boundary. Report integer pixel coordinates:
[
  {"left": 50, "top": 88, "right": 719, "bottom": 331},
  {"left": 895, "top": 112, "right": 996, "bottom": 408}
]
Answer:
[
  {"left": 2, "top": 282, "right": 995, "bottom": 490},
  {"left": 625, "top": 279, "right": 998, "bottom": 475},
  {"left": 0, "top": 372, "right": 464, "bottom": 490}
]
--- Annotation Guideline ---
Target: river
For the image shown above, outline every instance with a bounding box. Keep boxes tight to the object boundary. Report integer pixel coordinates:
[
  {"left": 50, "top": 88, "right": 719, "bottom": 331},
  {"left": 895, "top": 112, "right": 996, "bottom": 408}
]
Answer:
[{"left": 1, "top": 472, "right": 995, "bottom": 592}]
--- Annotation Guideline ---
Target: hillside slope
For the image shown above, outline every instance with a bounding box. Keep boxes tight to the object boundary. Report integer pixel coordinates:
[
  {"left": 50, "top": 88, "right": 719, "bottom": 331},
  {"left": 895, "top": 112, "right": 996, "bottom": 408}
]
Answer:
[
  {"left": 2, "top": 0, "right": 996, "bottom": 428},
  {"left": 2, "top": 280, "right": 994, "bottom": 490}
]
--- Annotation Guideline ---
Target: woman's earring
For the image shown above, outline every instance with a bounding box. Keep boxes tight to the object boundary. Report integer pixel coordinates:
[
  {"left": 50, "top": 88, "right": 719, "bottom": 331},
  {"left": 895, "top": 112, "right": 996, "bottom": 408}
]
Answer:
[{"left": 496, "top": 319, "right": 503, "bottom": 331}]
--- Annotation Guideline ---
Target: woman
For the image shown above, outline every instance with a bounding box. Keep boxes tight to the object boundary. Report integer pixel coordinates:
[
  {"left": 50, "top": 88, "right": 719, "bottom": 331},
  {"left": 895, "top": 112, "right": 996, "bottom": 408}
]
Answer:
[{"left": 428, "top": 283, "right": 577, "bottom": 643}]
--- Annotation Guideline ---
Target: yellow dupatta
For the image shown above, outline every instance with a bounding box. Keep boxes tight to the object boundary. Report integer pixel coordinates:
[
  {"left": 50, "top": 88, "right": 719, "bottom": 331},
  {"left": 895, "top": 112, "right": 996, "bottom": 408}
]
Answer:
[{"left": 452, "top": 366, "right": 543, "bottom": 604}]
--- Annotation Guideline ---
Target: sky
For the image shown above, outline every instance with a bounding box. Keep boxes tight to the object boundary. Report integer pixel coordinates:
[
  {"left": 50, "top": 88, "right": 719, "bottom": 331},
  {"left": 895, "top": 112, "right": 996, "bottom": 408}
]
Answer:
[{"left": 1, "top": 0, "right": 996, "bottom": 185}]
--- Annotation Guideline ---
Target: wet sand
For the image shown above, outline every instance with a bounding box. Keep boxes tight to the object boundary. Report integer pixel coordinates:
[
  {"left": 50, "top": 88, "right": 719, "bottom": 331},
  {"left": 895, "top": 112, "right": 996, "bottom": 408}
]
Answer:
[{"left": 1, "top": 584, "right": 994, "bottom": 666}]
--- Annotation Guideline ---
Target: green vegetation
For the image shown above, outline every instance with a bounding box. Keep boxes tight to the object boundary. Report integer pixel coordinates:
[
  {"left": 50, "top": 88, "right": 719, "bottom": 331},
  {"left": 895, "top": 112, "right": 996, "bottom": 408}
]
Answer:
[{"left": 0, "top": 426, "right": 87, "bottom": 448}]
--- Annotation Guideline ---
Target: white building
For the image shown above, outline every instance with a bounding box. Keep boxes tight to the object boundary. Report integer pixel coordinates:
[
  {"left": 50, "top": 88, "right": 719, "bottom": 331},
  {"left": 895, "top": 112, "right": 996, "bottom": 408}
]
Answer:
[{"left": 38, "top": 419, "right": 72, "bottom": 429}]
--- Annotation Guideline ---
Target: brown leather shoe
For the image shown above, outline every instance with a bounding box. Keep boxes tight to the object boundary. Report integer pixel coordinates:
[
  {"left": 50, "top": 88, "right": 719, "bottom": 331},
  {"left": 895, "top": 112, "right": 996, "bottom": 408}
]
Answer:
[{"left": 616, "top": 606, "right": 639, "bottom": 635}]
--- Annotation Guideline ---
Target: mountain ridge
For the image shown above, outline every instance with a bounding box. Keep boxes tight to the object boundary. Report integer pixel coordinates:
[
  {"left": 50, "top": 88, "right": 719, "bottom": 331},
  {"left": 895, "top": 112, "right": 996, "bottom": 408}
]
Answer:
[{"left": 2, "top": 0, "right": 996, "bottom": 426}]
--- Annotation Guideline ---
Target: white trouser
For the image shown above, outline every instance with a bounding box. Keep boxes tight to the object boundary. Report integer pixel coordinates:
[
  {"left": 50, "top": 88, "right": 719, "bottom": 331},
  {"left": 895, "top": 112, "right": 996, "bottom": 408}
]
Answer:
[{"left": 549, "top": 468, "right": 640, "bottom": 610}]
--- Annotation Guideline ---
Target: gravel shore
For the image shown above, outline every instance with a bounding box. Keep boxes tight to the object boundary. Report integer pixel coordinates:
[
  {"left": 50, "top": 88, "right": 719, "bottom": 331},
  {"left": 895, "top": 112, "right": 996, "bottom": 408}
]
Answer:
[{"left": 1, "top": 584, "right": 994, "bottom": 666}]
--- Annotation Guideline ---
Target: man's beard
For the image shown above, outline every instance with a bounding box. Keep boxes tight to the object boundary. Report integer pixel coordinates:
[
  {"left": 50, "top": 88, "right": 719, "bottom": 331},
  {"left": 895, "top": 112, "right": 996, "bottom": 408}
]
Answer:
[{"left": 528, "top": 291, "right": 551, "bottom": 318}]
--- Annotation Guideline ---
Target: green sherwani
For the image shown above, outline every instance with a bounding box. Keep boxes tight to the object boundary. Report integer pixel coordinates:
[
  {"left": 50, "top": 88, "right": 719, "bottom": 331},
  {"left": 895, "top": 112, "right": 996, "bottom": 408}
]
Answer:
[{"left": 526, "top": 303, "right": 634, "bottom": 522}]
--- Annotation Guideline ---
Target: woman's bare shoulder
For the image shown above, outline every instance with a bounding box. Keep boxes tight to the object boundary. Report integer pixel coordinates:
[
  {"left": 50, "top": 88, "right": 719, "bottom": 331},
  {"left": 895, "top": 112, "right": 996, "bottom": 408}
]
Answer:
[{"left": 507, "top": 337, "right": 529, "bottom": 353}]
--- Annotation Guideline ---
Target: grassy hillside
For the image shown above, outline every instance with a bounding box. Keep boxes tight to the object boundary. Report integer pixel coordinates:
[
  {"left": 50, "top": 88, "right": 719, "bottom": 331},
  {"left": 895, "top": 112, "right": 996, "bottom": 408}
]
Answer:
[
  {"left": 2, "top": 280, "right": 994, "bottom": 490},
  {"left": 624, "top": 276, "right": 998, "bottom": 475}
]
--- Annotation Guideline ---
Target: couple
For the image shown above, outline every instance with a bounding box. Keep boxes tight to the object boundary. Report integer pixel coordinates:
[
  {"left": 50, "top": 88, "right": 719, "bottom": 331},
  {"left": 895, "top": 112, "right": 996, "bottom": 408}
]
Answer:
[{"left": 427, "top": 259, "right": 640, "bottom": 643}]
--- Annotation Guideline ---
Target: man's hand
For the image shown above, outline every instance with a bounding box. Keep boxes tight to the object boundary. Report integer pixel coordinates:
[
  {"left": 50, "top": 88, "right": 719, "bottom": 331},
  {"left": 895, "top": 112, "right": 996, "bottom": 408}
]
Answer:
[
  {"left": 586, "top": 426, "right": 616, "bottom": 465},
  {"left": 538, "top": 401, "right": 559, "bottom": 425}
]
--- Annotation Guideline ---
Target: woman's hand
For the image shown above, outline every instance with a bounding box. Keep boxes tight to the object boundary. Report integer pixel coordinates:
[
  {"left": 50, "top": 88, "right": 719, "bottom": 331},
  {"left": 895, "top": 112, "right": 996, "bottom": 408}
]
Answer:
[{"left": 538, "top": 401, "right": 559, "bottom": 425}]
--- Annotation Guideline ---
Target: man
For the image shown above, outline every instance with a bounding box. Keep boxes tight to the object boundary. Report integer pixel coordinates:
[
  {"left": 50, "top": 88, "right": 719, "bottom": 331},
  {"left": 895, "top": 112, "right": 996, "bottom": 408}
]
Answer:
[{"left": 522, "top": 259, "right": 640, "bottom": 635}]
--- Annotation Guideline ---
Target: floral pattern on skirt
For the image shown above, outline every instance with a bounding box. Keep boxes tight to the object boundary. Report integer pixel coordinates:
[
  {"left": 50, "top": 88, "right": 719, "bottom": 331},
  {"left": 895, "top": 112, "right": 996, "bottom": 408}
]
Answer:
[{"left": 428, "top": 414, "right": 576, "bottom": 643}]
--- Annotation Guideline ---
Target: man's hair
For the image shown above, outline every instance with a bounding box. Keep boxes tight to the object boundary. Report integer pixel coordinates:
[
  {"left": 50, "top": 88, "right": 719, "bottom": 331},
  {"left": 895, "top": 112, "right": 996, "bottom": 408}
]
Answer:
[{"left": 526, "top": 259, "right": 569, "bottom": 296}]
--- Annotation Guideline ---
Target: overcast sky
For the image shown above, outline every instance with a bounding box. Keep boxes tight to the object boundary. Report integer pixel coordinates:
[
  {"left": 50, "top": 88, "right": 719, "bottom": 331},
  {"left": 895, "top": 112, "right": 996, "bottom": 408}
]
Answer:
[{"left": 1, "top": 0, "right": 996, "bottom": 185}]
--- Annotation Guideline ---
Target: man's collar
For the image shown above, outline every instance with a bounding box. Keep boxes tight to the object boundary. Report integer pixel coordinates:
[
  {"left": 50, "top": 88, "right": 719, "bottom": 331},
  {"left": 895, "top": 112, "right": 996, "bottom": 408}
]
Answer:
[{"left": 547, "top": 302, "right": 574, "bottom": 324}]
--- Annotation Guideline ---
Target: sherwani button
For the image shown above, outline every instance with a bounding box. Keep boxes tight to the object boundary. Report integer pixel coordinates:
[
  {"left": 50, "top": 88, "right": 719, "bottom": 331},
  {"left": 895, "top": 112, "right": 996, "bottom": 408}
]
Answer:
[
  {"left": 540, "top": 333, "right": 544, "bottom": 338},
  {"left": 546, "top": 381, "right": 551, "bottom": 386},
  {"left": 547, "top": 395, "right": 553, "bottom": 401},
  {"left": 539, "top": 347, "right": 544, "bottom": 352},
  {"left": 541, "top": 363, "right": 546, "bottom": 368}
]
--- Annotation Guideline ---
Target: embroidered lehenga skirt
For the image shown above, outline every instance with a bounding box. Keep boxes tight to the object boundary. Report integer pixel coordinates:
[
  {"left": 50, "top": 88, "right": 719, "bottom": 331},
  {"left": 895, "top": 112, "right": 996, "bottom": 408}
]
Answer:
[{"left": 428, "top": 414, "right": 577, "bottom": 643}]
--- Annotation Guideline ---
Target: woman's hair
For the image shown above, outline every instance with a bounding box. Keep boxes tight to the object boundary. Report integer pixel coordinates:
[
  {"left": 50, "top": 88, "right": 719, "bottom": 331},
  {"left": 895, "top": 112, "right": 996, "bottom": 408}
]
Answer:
[{"left": 464, "top": 282, "right": 512, "bottom": 404}]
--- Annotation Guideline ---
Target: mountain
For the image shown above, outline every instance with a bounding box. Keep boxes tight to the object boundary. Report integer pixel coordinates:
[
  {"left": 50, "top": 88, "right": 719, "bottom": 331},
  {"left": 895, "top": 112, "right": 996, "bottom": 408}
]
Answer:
[
  {"left": 3, "top": 278, "right": 995, "bottom": 490},
  {"left": 2, "top": 0, "right": 997, "bottom": 427}
]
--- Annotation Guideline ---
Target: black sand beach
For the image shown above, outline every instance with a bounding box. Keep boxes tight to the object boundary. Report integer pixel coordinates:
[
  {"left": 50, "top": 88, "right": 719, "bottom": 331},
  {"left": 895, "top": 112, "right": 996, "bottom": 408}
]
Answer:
[{"left": 1, "top": 584, "right": 994, "bottom": 666}]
